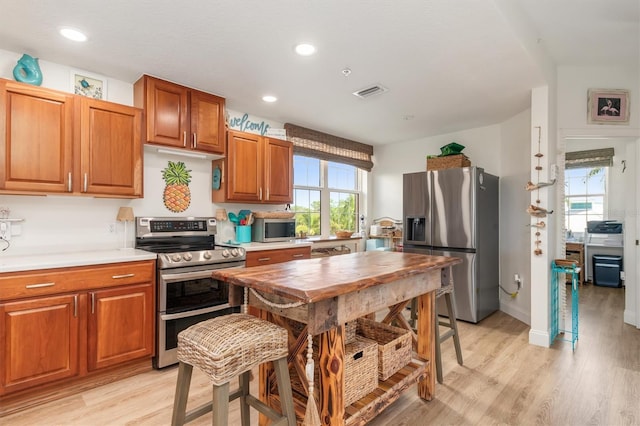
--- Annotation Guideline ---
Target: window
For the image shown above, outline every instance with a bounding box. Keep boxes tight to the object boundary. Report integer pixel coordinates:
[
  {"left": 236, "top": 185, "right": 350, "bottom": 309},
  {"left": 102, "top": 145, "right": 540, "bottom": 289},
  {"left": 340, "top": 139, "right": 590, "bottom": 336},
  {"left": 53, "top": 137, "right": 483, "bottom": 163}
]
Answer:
[
  {"left": 565, "top": 167, "right": 606, "bottom": 236},
  {"left": 293, "top": 155, "right": 362, "bottom": 237}
]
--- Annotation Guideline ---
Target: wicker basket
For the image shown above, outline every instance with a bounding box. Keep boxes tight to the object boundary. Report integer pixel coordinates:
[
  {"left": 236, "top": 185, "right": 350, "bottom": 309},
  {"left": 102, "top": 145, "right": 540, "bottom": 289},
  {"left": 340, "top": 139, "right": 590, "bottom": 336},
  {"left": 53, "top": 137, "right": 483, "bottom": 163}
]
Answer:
[
  {"left": 335, "top": 230, "right": 354, "bottom": 239},
  {"left": 345, "top": 320, "right": 357, "bottom": 344},
  {"left": 289, "top": 335, "right": 378, "bottom": 407},
  {"left": 343, "top": 335, "right": 379, "bottom": 406},
  {"left": 356, "top": 318, "right": 412, "bottom": 381},
  {"left": 426, "top": 154, "right": 471, "bottom": 171},
  {"left": 252, "top": 211, "right": 296, "bottom": 219}
]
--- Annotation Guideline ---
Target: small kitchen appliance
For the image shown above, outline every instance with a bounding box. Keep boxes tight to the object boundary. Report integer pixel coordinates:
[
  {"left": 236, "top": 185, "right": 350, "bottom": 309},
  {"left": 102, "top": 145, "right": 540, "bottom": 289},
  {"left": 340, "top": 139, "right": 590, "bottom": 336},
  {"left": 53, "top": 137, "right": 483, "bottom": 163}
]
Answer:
[
  {"left": 135, "top": 216, "right": 245, "bottom": 368},
  {"left": 251, "top": 217, "right": 296, "bottom": 242}
]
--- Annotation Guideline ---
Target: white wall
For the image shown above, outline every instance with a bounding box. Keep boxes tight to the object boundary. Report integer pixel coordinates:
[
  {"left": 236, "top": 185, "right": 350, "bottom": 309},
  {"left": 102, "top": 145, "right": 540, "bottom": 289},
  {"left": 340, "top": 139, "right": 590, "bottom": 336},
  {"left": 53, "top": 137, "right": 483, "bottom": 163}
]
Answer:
[
  {"left": 371, "top": 125, "right": 502, "bottom": 222},
  {"left": 558, "top": 66, "right": 640, "bottom": 134},
  {"left": 0, "top": 49, "right": 133, "bottom": 105},
  {"left": 498, "top": 109, "right": 532, "bottom": 324}
]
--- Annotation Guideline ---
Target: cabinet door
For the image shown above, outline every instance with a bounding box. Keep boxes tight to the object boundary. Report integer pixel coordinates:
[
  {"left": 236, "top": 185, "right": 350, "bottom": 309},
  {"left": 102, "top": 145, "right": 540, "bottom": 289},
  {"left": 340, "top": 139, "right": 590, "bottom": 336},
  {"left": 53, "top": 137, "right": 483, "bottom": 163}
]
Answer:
[
  {"left": 143, "top": 76, "right": 189, "bottom": 148},
  {"left": 227, "top": 130, "right": 263, "bottom": 202},
  {"left": 0, "top": 294, "right": 79, "bottom": 395},
  {"left": 87, "top": 283, "right": 153, "bottom": 371},
  {"left": 264, "top": 137, "right": 293, "bottom": 203},
  {"left": 0, "top": 80, "right": 74, "bottom": 193},
  {"left": 246, "top": 247, "right": 311, "bottom": 267},
  {"left": 190, "top": 90, "right": 225, "bottom": 155},
  {"left": 79, "top": 98, "right": 143, "bottom": 197}
]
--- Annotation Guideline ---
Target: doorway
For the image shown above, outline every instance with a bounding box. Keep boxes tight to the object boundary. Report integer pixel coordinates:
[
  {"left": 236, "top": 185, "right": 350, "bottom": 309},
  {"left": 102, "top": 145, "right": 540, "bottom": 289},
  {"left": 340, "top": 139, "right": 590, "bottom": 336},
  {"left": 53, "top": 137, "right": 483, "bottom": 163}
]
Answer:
[{"left": 560, "top": 136, "right": 638, "bottom": 328}]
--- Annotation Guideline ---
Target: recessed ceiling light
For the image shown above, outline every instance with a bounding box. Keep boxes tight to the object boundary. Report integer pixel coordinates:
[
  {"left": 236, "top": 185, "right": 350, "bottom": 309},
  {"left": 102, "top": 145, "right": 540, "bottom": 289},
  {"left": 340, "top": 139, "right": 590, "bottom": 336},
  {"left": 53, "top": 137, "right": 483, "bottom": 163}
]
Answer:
[
  {"left": 262, "top": 95, "right": 278, "bottom": 103},
  {"left": 294, "top": 43, "right": 316, "bottom": 56},
  {"left": 60, "top": 27, "right": 87, "bottom": 42}
]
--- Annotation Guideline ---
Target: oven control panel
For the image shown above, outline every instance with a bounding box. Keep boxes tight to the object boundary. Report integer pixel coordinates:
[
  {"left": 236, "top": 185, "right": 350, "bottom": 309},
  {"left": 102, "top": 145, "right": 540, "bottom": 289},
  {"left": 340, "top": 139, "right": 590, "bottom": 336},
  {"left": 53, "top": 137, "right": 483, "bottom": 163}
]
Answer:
[{"left": 136, "top": 217, "right": 217, "bottom": 238}]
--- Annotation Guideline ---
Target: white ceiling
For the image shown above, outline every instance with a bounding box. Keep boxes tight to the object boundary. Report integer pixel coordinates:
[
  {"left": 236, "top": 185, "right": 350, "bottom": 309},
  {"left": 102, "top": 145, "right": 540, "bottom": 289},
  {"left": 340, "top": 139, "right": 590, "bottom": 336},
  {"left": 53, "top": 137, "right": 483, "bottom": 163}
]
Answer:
[{"left": 0, "top": 0, "right": 637, "bottom": 146}]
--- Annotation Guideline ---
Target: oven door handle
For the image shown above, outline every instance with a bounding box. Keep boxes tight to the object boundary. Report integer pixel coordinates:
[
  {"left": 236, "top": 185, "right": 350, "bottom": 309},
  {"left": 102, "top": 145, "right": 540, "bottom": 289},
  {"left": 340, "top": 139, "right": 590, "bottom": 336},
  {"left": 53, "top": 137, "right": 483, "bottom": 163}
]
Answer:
[
  {"left": 160, "top": 304, "right": 231, "bottom": 321},
  {"left": 161, "top": 270, "right": 221, "bottom": 283},
  {"left": 160, "top": 265, "right": 244, "bottom": 283}
]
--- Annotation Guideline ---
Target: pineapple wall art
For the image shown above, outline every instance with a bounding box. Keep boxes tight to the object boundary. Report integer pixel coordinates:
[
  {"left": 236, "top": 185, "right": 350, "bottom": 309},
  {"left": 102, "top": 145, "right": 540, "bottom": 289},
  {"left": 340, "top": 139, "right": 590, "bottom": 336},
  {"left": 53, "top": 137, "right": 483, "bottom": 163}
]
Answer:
[{"left": 161, "top": 161, "right": 192, "bottom": 213}]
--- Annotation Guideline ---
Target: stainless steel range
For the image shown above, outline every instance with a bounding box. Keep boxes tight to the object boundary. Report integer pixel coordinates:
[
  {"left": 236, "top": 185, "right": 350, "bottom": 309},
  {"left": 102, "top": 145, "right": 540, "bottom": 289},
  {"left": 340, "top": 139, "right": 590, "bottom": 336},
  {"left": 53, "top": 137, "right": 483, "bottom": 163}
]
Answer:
[{"left": 135, "top": 216, "right": 245, "bottom": 368}]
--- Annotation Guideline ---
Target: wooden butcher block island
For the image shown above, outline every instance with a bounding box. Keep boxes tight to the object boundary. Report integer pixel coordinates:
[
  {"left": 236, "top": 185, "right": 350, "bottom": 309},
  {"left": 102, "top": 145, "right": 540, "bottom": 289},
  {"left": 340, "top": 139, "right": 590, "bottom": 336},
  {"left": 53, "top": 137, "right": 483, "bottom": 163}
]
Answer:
[{"left": 212, "top": 251, "right": 461, "bottom": 426}]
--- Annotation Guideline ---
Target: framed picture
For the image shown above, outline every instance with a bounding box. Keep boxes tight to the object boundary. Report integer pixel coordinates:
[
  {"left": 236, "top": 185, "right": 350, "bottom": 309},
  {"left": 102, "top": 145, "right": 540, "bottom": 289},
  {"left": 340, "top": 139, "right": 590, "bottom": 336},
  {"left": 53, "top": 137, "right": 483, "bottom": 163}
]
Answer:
[
  {"left": 587, "top": 89, "right": 629, "bottom": 124},
  {"left": 70, "top": 70, "right": 107, "bottom": 100}
]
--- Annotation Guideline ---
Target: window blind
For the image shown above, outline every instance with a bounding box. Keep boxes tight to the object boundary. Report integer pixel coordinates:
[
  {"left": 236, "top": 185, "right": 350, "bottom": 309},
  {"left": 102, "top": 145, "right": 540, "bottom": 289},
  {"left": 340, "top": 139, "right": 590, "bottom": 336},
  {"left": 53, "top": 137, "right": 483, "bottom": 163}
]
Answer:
[
  {"left": 284, "top": 123, "right": 374, "bottom": 171},
  {"left": 565, "top": 148, "right": 614, "bottom": 169}
]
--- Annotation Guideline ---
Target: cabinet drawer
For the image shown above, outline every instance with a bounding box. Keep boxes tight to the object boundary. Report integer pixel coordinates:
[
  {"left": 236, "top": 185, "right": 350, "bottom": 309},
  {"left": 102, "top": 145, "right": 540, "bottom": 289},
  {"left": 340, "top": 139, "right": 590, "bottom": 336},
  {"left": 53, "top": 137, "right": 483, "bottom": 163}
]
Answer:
[
  {"left": 0, "top": 261, "right": 155, "bottom": 301},
  {"left": 246, "top": 247, "right": 311, "bottom": 267}
]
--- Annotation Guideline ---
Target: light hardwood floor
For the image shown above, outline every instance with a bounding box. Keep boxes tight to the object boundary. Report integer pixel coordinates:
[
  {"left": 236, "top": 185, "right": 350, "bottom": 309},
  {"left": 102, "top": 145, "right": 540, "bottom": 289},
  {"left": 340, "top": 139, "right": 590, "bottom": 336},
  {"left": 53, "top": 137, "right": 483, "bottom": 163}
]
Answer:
[{"left": 3, "top": 284, "right": 638, "bottom": 425}]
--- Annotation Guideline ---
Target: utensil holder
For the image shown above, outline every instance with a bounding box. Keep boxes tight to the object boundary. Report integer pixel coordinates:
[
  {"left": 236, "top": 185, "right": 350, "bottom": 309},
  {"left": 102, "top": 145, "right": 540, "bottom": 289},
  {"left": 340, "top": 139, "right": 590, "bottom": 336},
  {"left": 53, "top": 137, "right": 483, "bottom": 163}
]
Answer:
[{"left": 236, "top": 225, "right": 251, "bottom": 243}]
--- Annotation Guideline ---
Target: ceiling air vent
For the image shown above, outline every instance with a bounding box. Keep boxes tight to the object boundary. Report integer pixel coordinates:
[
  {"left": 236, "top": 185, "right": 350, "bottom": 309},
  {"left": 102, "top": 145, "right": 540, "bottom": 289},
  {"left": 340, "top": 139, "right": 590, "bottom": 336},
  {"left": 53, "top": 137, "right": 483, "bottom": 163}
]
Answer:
[{"left": 352, "top": 84, "right": 388, "bottom": 99}]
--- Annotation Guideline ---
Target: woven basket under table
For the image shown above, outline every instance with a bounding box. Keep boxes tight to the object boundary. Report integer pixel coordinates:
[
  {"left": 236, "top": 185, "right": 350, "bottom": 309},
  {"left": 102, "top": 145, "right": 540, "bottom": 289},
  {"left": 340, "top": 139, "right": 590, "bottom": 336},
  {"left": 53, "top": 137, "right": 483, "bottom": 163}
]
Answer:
[{"left": 356, "top": 318, "right": 412, "bottom": 381}]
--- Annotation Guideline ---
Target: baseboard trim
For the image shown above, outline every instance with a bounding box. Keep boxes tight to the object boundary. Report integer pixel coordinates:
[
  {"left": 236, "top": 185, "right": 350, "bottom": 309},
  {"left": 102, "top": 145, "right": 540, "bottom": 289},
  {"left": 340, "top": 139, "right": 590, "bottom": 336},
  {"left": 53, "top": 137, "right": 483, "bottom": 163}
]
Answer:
[{"left": 528, "top": 328, "right": 550, "bottom": 347}]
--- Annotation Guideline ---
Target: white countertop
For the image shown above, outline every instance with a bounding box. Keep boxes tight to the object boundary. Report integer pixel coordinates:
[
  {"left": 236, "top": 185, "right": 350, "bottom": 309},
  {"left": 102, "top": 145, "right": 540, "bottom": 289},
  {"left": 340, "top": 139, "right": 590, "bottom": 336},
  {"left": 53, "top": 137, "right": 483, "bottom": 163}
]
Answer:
[
  {"left": 0, "top": 248, "right": 157, "bottom": 273},
  {"left": 0, "top": 238, "right": 351, "bottom": 273}
]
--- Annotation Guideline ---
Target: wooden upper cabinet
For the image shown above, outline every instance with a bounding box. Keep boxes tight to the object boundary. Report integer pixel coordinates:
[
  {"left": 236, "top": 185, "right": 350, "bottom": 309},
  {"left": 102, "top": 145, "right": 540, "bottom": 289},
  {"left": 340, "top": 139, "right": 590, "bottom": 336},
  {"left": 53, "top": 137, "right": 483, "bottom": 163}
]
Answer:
[
  {"left": 78, "top": 98, "right": 143, "bottom": 197},
  {"left": 0, "top": 79, "right": 74, "bottom": 193},
  {"left": 190, "top": 90, "right": 225, "bottom": 154},
  {"left": 264, "top": 137, "right": 293, "bottom": 203},
  {"left": 226, "top": 130, "right": 263, "bottom": 202},
  {"left": 134, "top": 75, "right": 225, "bottom": 155},
  {"left": 136, "top": 75, "right": 188, "bottom": 148},
  {"left": 213, "top": 130, "right": 293, "bottom": 204},
  {"left": 0, "top": 78, "right": 143, "bottom": 198}
]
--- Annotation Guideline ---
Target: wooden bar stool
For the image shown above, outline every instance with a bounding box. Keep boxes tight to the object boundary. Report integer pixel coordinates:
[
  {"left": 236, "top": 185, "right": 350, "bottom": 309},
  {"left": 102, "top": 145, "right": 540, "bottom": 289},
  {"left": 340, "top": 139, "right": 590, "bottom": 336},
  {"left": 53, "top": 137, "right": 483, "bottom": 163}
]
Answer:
[
  {"left": 171, "top": 313, "right": 296, "bottom": 426},
  {"left": 434, "top": 285, "right": 463, "bottom": 384}
]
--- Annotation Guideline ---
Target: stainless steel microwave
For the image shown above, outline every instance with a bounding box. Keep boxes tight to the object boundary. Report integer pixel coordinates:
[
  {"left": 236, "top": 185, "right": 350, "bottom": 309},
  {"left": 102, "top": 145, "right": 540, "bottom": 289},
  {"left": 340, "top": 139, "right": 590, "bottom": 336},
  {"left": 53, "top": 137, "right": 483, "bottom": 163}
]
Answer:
[{"left": 251, "top": 218, "right": 296, "bottom": 242}]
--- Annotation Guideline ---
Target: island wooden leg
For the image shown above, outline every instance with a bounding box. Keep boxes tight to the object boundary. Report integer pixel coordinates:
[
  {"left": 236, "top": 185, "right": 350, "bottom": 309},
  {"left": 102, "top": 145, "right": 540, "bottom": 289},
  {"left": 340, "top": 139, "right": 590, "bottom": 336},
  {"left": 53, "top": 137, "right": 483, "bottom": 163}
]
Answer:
[
  {"left": 318, "top": 327, "right": 345, "bottom": 426},
  {"left": 416, "top": 290, "right": 436, "bottom": 401}
]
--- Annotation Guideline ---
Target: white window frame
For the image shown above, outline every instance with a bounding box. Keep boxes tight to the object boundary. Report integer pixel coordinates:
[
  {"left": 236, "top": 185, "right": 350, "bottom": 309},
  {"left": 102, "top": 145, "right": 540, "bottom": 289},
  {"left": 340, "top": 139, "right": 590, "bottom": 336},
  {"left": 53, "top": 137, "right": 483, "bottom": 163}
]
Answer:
[
  {"left": 293, "top": 156, "right": 365, "bottom": 238},
  {"left": 565, "top": 167, "right": 609, "bottom": 235}
]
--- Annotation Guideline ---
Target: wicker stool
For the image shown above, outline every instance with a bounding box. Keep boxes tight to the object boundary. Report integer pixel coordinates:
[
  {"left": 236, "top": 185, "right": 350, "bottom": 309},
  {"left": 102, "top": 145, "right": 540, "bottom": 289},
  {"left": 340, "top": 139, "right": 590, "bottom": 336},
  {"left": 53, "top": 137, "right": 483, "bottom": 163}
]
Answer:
[
  {"left": 434, "top": 285, "right": 463, "bottom": 384},
  {"left": 171, "top": 313, "right": 296, "bottom": 426}
]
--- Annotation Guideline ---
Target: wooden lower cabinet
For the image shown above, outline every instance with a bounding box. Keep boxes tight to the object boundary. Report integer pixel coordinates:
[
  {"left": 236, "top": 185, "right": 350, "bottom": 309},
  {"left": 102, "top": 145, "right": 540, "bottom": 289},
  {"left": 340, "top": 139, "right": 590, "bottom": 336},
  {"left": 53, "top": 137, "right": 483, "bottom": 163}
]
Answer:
[
  {"left": 0, "top": 260, "right": 155, "bottom": 397},
  {"left": 245, "top": 246, "right": 311, "bottom": 267},
  {"left": 0, "top": 294, "right": 80, "bottom": 395},
  {"left": 88, "top": 283, "right": 153, "bottom": 371}
]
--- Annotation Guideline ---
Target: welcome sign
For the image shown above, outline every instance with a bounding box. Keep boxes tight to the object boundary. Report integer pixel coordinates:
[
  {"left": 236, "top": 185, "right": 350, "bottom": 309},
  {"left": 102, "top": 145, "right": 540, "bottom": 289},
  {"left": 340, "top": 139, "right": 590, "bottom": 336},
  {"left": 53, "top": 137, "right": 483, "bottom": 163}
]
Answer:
[{"left": 227, "top": 111, "right": 278, "bottom": 136}]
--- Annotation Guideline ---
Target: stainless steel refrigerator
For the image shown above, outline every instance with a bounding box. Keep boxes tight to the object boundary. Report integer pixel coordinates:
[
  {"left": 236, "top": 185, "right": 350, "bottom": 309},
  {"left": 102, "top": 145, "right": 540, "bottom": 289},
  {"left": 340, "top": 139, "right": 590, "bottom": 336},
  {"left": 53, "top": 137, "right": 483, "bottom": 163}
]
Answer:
[{"left": 403, "top": 167, "right": 499, "bottom": 323}]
